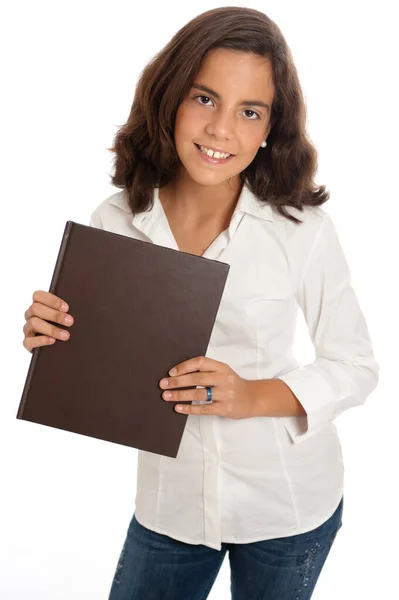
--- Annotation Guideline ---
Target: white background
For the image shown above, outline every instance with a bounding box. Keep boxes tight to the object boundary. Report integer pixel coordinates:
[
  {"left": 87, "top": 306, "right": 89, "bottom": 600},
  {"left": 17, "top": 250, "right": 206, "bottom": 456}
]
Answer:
[{"left": 1, "top": 0, "right": 398, "bottom": 598}]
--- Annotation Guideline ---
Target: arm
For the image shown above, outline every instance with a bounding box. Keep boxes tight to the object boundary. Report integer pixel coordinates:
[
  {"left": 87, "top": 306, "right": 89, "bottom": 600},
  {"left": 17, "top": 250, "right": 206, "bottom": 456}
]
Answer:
[
  {"left": 248, "top": 378, "right": 307, "bottom": 418},
  {"left": 89, "top": 210, "right": 103, "bottom": 229},
  {"left": 250, "top": 212, "right": 380, "bottom": 443}
]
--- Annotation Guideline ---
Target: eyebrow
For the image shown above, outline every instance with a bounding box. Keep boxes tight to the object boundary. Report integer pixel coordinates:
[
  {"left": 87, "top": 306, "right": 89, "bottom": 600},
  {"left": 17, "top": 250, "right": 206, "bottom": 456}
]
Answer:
[{"left": 191, "top": 83, "right": 271, "bottom": 112}]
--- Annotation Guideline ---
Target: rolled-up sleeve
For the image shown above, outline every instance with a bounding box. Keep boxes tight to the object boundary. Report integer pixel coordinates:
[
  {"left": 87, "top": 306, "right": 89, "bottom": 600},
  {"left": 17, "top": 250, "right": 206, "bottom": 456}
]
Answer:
[{"left": 277, "top": 212, "right": 380, "bottom": 444}]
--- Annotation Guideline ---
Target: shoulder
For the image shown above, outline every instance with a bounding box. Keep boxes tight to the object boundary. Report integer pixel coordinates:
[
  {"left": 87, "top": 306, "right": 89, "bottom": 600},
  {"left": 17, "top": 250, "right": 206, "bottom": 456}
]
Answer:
[
  {"left": 280, "top": 202, "right": 329, "bottom": 225},
  {"left": 90, "top": 189, "right": 130, "bottom": 218},
  {"left": 270, "top": 204, "right": 336, "bottom": 280},
  {"left": 273, "top": 203, "right": 332, "bottom": 242},
  {"left": 89, "top": 189, "right": 132, "bottom": 230}
]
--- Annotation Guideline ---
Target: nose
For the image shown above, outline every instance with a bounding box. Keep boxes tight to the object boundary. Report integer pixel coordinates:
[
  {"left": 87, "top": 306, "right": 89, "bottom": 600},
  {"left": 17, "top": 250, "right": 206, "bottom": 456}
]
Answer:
[{"left": 205, "top": 107, "right": 235, "bottom": 140}]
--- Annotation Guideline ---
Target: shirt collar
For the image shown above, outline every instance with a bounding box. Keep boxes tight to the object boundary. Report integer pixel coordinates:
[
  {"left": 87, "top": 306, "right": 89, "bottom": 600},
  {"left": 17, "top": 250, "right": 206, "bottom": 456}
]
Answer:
[{"left": 108, "top": 181, "right": 275, "bottom": 228}]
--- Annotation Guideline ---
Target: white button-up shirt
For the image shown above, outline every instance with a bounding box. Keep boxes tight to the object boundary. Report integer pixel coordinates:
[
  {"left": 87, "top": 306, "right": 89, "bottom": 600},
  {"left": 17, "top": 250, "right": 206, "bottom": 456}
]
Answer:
[{"left": 89, "top": 181, "right": 379, "bottom": 551}]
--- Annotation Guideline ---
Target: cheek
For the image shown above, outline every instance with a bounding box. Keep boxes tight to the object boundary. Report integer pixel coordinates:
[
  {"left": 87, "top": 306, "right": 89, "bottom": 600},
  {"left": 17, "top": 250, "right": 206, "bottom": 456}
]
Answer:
[
  {"left": 236, "top": 124, "right": 264, "bottom": 152},
  {"left": 175, "top": 103, "right": 203, "bottom": 137},
  {"left": 233, "top": 136, "right": 263, "bottom": 165}
]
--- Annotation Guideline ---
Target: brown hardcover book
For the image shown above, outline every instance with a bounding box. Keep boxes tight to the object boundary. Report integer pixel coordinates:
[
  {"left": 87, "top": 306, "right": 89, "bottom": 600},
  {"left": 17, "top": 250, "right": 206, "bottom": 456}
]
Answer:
[{"left": 17, "top": 221, "right": 230, "bottom": 458}]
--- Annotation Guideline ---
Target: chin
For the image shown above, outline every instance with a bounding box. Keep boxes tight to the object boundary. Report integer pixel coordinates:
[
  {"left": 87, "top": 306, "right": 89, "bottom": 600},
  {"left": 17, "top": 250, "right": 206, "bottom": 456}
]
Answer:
[{"left": 187, "top": 169, "right": 231, "bottom": 187}]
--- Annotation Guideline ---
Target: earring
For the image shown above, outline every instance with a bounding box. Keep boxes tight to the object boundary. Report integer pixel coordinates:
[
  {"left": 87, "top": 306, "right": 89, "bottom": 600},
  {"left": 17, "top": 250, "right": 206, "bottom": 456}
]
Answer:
[{"left": 260, "top": 140, "right": 267, "bottom": 148}]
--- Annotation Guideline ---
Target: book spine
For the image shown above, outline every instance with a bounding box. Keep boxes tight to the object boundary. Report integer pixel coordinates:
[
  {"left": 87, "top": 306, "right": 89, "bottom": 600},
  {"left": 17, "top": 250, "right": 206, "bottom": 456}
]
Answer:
[{"left": 16, "top": 221, "right": 74, "bottom": 419}]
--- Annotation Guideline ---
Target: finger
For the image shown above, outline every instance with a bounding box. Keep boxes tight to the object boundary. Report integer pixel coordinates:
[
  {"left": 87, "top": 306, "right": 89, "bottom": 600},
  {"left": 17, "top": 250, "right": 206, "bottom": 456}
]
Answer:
[
  {"left": 22, "top": 291, "right": 72, "bottom": 354},
  {"left": 168, "top": 356, "right": 227, "bottom": 377},
  {"left": 162, "top": 384, "right": 219, "bottom": 402},
  {"left": 25, "top": 300, "right": 74, "bottom": 330},
  {"left": 160, "top": 372, "right": 222, "bottom": 390},
  {"left": 31, "top": 290, "right": 70, "bottom": 313},
  {"left": 23, "top": 333, "right": 56, "bottom": 353},
  {"left": 24, "top": 315, "right": 71, "bottom": 342},
  {"left": 174, "top": 401, "right": 219, "bottom": 416}
]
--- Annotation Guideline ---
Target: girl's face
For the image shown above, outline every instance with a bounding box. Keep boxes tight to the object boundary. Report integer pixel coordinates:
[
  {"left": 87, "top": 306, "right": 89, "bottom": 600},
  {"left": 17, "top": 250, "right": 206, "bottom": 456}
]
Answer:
[{"left": 173, "top": 48, "right": 275, "bottom": 187}]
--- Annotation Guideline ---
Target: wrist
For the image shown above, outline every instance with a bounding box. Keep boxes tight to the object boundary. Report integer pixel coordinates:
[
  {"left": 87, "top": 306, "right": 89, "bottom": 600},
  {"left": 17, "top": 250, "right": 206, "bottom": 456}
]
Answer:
[
  {"left": 245, "top": 377, "right": 306, "bottom": 418},
  {"left": 245, "top": 378, "right": 272, "bottom": 417}
]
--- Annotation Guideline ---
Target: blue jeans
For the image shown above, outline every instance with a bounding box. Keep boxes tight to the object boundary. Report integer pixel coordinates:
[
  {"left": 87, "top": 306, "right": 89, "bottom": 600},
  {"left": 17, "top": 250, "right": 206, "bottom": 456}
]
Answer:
[{"left": 108, "top": 496, "right": 343, "bottom": 600}]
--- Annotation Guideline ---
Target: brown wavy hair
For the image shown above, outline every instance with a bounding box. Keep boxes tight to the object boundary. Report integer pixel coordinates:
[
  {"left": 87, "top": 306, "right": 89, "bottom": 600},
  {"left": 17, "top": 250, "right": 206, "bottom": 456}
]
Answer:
[{"left": 108, "top": 6, "right": 329, "bottom": 225}]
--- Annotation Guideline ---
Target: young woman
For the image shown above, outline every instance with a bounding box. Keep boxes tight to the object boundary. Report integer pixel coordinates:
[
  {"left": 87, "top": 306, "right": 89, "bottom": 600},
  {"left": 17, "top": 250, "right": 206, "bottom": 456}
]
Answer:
[{"left": 22, "top": 7, "right": 379, "bottom": 600}]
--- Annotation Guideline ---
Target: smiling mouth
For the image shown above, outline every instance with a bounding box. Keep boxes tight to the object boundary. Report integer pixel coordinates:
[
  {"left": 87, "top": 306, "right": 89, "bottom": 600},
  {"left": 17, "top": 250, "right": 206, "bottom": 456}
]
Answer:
[{"left": 194, "top": 143, "right": 235, "bottom": 157}]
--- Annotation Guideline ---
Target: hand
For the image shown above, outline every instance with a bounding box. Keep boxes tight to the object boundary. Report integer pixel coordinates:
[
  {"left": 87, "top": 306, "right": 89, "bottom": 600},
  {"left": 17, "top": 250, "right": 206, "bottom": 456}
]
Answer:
[
  {"left": 158, "top": 356, "right": 256, "bottom": 419},
  {"left": 23, "top": 290, "right": 74, "bottom": 353}
]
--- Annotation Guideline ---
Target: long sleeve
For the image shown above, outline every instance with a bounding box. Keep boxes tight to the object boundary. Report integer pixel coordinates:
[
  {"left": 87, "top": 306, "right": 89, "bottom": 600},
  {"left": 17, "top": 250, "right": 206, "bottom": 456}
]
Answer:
[
  {"left": 89, "top": 209, "right": 103, "bottom": 229},
  {"left": 278, "top": 211, "right": 380, "bottom": 444}
]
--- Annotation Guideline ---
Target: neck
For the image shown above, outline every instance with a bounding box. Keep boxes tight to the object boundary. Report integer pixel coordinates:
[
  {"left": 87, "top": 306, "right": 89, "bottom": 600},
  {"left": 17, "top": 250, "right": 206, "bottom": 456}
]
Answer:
[{"left": 159, "top": 174, "right": 243, "bottom": 228}]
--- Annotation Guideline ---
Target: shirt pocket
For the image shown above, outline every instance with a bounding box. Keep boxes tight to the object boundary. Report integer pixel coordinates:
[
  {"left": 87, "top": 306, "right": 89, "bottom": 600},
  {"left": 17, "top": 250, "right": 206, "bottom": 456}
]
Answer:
[
  {"left": 215, "top": 249, "right": 294, "bottom": 346},
  {"left": 244, "top": 268, "right": 295, "bottom": 344},
  {"left": 224, "top": 270, "right": 294, "bottom": 338},
  {"left": 246, "top": 294, "right": 295, "bottom": 344},
  {"left": 237, "top": 261, "right": 293, "bottom": 313}
]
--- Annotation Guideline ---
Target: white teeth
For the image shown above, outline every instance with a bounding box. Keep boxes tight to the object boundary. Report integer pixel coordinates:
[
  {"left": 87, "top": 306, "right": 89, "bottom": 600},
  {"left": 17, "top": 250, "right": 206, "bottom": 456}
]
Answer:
[{"left": 199, "top": 145, "right": 231, "bottom": 159}]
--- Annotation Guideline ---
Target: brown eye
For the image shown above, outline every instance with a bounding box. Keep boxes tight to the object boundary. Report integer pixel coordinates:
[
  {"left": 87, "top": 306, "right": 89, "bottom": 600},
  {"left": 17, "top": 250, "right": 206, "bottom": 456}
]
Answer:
[
  {"left": 194, "top": 95, "right": 260, "bottom": 120},
  {"left": 243, "top": 109, "right": 260, "bottom": 120},
  {"left": 194, "top": 95, "right": 213, "bottom": 106}
]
